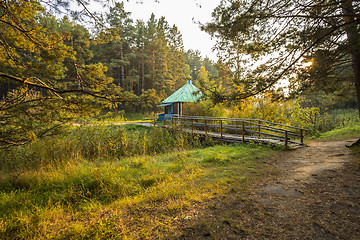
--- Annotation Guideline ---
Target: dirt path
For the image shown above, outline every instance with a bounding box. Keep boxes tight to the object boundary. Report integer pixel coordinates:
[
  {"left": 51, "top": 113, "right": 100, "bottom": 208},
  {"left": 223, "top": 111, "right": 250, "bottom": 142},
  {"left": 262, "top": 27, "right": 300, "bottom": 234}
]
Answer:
[{"left": 175, "top": 139, "right": 360, "bottom": 239}]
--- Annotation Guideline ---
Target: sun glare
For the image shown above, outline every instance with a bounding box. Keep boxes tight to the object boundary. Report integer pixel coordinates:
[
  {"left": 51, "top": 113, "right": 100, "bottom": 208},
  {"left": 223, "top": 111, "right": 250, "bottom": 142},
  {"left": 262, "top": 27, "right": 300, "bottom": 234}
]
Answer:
[{"left": 303, "top": 61, "right": 313, "bottom": 67}]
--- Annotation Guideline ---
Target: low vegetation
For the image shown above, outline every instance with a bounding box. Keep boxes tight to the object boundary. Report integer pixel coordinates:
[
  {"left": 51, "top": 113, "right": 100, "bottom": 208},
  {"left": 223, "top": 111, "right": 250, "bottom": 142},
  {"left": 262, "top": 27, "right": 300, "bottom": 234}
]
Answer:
[
  {"left": 1, "top": 83, "right": 359, "bottom": 239},
  {"left": 0, "top": 125, "right": 276, "bottom": 239},
  {"left": 1, "top": 0, "right": 359, "bottom": 238},
  {"left": 1, "top": 104, "right": 359, "bottom": 238},
  {"left": 318, "top": 125, "right": 360, "bottom": 140},
  {"left": 88, "top": 112, "right": 157, "bottom": 125}
]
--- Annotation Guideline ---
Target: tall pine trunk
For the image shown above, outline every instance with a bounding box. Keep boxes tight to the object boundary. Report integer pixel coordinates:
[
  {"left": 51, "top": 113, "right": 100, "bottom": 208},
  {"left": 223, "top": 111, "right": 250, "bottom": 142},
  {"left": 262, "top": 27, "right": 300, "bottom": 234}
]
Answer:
[
  {"left": 137, "top": 59, "right": 141, "bottom": 94},
  {"left": 152, "top": 50, "right": 155, "bottom": 89},
  {"left": 342, "top": 0, "right": 360, "bottom": 146},
  {"left": 342, "top": 0, "right": 360, "bottom": 118},
  {"left": 142, "top": 49, "right": 145, "bottom": 91},
  {"left": 120, "top": 43, "right": 125, "bottom": 88}
]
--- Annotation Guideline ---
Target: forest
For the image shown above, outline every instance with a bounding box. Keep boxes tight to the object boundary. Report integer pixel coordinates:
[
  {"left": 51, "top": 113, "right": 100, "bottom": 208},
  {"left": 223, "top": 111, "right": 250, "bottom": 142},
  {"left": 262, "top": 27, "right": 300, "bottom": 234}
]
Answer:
[
  {"left": 1, "top": 0, "right": 359, "bottom": 145},
  {"left": 1, "top": 0, "right": 360, "bottom": 239},
  {"left": 0, "top": 1, "right": 225, "bottom": 145}
]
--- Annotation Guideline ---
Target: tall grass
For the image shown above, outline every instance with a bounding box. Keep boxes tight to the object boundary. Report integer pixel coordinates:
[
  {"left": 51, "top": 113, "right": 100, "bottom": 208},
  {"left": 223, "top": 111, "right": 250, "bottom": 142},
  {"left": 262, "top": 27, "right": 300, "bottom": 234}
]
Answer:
[
  {"left": 291, "top": 108, "right": 360, "bottom": 136},
  {"left": 0, "top": 125, "right": 274, "bottom": 239},
  {"left": 89, "top": 111, "right": 157, "bottom": 124},
  {"left": 319, "top": 125, "right": 360, "bottom": 139},
  {"left": 0, "top": 125, "right": 207, "bottom": 173}
]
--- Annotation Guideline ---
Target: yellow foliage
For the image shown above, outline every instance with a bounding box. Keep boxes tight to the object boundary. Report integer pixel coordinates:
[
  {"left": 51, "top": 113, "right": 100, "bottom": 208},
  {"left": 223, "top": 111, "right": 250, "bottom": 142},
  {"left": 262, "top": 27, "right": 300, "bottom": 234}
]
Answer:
[
  {"left": 228, "top": 92, "right": 293, "bottom": 124},
  {"left": 182, "top": 92, "right": 294, "bottom": 124},
  {"left": 182, "top": 101, "right": 229, "bottom": 118}
]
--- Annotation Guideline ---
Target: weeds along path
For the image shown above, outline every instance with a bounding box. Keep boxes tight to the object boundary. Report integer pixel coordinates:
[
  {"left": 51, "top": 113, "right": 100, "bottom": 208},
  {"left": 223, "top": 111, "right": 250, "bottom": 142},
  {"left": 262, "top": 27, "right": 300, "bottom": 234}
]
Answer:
[{"left": 175, "top": 139, "right": 360, "bottom": 239}]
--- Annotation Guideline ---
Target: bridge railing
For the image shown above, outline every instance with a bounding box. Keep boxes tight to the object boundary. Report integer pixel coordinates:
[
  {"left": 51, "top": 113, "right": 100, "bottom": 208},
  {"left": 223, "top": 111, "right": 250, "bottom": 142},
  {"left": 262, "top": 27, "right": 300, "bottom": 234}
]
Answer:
[{"left": 161, "top": 115, "right": 307, "bottom": 146}]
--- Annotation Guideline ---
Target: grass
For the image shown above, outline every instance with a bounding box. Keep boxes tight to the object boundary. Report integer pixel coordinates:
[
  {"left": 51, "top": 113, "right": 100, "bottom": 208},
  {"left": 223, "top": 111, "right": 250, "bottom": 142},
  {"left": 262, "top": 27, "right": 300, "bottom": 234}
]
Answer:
[
  {"left": 318, "top": 124, "right": 360, "bottom": 139},
  {"left": 3, "top": 117, "right": 358, "bottom": 239},
  {"left": 0, "top": 125, "right": 205, "bottom": 173},
  {"left": 302, "top": 108, "right": 360, "bottom": 138},
  {"left": 87, "top": 112, "right": 157, "bottom": 124},
  {"left": 0, "top": 127, "right": 275, "bottom": 239}
]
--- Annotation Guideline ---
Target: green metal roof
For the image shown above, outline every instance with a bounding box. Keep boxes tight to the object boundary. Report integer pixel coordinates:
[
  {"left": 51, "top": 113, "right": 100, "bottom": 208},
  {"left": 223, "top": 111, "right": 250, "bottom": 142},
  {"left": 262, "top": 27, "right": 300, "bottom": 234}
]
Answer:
[{"left": 161, "top": 81, "right": 203, "bottom": 104}]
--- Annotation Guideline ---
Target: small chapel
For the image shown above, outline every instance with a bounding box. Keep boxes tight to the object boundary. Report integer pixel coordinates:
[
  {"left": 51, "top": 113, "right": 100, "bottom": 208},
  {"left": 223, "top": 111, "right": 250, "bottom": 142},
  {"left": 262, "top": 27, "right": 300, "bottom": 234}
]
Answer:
[{"left": 158, "top": 80, "right": 203, "bottom": 120}]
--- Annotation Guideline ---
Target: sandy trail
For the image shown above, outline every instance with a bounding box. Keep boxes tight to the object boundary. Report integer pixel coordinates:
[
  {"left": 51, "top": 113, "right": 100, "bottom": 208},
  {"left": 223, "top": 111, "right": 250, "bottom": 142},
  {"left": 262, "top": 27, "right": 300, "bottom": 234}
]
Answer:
[
  {"left": 260, "top": 139, "right": 355, "bottom": 197},
  {"left": 251, "top": 139, "right": 360, "bottom": 239},
  {"left": 175, "top": 138, "right": 360, "bottom": 239}
]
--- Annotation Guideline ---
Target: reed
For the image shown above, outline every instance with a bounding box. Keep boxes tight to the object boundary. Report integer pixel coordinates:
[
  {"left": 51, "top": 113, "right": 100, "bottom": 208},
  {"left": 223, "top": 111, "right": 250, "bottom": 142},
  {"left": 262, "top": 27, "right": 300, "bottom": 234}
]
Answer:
[{"left": 0, "top": 125, "right": 274, "bottom": 239}]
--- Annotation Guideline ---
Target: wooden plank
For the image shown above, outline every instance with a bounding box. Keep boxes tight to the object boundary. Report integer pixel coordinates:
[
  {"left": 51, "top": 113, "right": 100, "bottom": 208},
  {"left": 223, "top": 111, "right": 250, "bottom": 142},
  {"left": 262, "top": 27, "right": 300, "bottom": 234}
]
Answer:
[
  {"left": 242, "top": 121, "right": 245, "bottom": 143},
  {"left": 205, "top": 119, "right": 207, "bottom": 135},
  {"left": 204, "top": 122, "right": 298, "bottom": 135},
  {"left": 191, "top": 119, "right": 194, "bottom": 134},
  {"left": 172, "top": 127, "right": 304, "bottom": 147},
  {"left": 180, "top": 121, "right": 302, "bottom": 139},
  {"left": 245, "top": 129, "right": 285, "bottom": 139},
  {"left": 182, "top": 121, "right": 302, "bottom": 138},
  {"left": 212, "top": 117, "right": 306, "bottom": 131},
  {"left": 169, "top": 115, "right": 306, "bottom": 147},
  {"left": 220, "top": 120, "right": 223, "bottom": 138},
  {"left": 175, "top": 115, "right": 307, "bottom": 131}
]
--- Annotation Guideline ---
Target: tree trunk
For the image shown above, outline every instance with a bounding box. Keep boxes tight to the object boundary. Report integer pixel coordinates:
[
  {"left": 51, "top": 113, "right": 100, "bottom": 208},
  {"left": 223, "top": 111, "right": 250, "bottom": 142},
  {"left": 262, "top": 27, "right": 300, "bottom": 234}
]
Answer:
[
  {"left": 129, "top": 61, "right": 132, "bottom": 92},
  {"left": 342, "top": 0, "right": 360, "bottom": 146},
  {"left": 142, "top": 49, "right": 145, "bottom": 91},
  {"left": 350, "top": 56, "right": 360, "bottom": 117},
  {"left": 152, "top": 50, "right": 155, "bottom": 89},
  {"left": 342, "top": 0, "right": 360, "bottom": 115},
  {"left": 120, "top": 43, "right": 125, "bottom": 88},
  {"left": 137, "top": 59, "right": 141, "bottom": 94}
]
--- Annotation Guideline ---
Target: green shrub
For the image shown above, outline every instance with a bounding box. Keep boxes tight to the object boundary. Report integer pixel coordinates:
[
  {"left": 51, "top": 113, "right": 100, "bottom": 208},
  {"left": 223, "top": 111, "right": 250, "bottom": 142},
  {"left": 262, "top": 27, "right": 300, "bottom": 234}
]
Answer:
[
  {"left": 319, "top": 125, "right": 360, "bottom": 139},
  {"left": 290, "top": 105, "right": 359, "bottom": 136}
]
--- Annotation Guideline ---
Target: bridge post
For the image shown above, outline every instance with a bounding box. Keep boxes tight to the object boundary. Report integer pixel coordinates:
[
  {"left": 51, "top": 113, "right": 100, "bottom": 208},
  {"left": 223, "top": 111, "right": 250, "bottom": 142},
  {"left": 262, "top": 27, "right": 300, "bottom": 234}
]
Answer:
[
  {"left": 180, "top": 117, "right": 183, "bottom": 131},
  {"left": 300, "top": 129, "right": 304, "bottom": 144},
  {"left": 205, "top": 119, "right": 207, "bottom": 135},
  {"left": 242, "top": 121, "right": 245, "bottom": 143},
  {"left": 258, "top": 120, "right": 261, "bottom": 137},
  {"left": 191, "top": 119, "right": 194, "bottom": 134},
  {"left": 285, "top": 130, "right": 288, "bottom": 147},
  {"left": 235, "top": 120, "right": 238, "bottom": 135},
  {"left": 220, "top": 120, "right": 223, "bottom": 138}
]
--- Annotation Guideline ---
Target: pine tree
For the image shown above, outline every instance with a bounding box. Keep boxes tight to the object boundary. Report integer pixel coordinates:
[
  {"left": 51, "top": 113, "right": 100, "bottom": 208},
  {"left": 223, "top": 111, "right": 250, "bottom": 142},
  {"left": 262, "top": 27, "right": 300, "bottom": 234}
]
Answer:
[{"left": 205, "top": 0, "right": 360, "bottom": 108}]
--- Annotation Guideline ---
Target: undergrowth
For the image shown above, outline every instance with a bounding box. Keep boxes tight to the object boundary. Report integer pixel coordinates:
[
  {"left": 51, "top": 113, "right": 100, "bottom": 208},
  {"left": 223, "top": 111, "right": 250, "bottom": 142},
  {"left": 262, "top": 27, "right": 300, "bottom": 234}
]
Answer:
[
  {"left": 89, "top": 112, "right": 156, "bottom": 124},
  {"left": 0, "top": 125, "right": 274, "bottom": 239},
  {"left": 318, "top": 124, "right": 360, "bottom": 139},
  {"left": 0, "top": 125, "right": 207, "bottom": 172}
]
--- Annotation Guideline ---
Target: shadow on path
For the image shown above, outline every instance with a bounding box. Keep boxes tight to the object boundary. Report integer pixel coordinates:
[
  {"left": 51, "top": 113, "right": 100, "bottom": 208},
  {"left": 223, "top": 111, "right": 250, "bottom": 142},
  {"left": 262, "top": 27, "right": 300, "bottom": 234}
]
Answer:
[{"left": 174, "top": 138, "right": 360, "bottom": 239}]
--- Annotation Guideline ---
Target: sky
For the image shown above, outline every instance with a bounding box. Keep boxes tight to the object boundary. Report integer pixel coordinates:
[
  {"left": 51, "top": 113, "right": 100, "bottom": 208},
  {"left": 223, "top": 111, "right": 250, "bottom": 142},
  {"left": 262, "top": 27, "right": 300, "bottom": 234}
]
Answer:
[{"left": 121, "top": 0, "right": 221, "bottom": 61}]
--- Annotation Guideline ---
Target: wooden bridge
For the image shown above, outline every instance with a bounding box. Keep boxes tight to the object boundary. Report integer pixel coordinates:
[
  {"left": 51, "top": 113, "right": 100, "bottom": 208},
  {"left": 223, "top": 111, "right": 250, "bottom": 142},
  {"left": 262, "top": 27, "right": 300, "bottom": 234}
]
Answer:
[{"left": 157, "top": 115, "right": 307, "bottom": 148}]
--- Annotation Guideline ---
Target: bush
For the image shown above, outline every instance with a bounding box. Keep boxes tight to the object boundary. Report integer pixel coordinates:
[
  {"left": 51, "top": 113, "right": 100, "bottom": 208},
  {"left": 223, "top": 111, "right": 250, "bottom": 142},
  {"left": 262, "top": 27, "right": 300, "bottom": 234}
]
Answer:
[
  {"left": 183, "top": 101, "right": 229, "bottom": 117},
  {"left": 290, "top": 105, "right": 360, "bottom": 136}
]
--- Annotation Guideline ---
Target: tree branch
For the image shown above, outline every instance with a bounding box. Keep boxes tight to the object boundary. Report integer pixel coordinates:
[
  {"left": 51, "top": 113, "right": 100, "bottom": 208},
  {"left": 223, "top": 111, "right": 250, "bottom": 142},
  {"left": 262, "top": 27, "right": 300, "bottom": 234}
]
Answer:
[
  {"left": 0, "top": 138, "right": 27, "bottom": 146},
  {"left": 230, "top": 19, "right": 359, "bottom": 101},
  {"left": 0, "top": 72, "right": 144, "bottom": 103}
]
